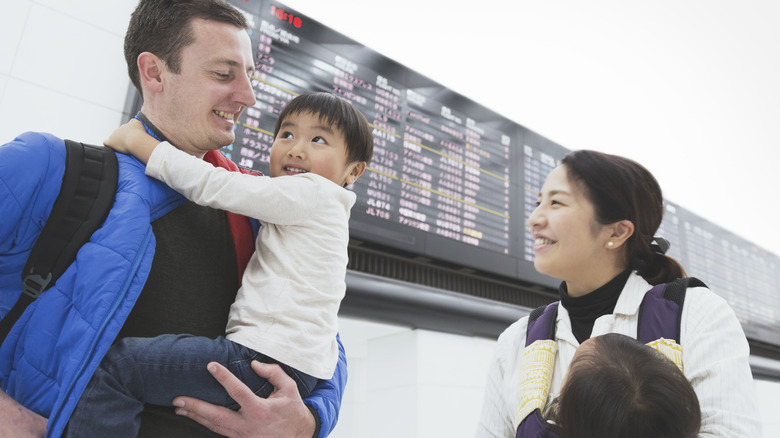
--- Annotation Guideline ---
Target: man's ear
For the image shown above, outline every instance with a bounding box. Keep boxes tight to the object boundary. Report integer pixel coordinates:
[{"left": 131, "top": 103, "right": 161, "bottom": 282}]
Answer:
[
  {"left": 606, "top": 219, "right": 635, "bottom": 249},
  {"left": 344, "top": 161, "right": 366, "bottom": 186},
  {"left": 137, "top": 52, "right": 165, "bottom": 93}
]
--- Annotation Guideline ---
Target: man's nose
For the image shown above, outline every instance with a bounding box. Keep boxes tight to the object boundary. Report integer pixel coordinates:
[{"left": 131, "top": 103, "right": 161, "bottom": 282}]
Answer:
[{"left": 235, "top": 72, "right": 257, "bottom": 108}]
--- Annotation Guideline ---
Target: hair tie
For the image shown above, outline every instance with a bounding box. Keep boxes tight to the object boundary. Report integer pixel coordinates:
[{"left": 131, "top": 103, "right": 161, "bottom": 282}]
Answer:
[{"left": 650, "top": 237, "right": 671, "bottom": 255}]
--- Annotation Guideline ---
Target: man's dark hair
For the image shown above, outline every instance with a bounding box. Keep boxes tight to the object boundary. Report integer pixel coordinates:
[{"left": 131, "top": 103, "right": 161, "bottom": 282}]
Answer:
[
  {"left": 124, "top": 0, "right": 249, "bottom": 94},
  {"left": 274, "top": 92, "right": 374, "bottom": 166}
]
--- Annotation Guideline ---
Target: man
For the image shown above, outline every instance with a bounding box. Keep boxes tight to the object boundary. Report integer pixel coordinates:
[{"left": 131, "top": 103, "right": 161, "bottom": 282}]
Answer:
[{"left": 0, "top": 1, "right": 346, "bottom": 437}]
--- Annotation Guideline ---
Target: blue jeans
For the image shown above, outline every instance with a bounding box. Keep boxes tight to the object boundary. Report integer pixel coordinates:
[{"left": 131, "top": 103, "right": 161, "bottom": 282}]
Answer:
[{"left": 64, "top": 334, "right": 318, "bottom": 437}]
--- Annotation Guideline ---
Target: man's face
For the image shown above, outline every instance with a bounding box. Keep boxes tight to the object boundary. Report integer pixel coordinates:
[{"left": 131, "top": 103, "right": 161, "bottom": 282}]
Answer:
[{"left": 156, "top": 18, "right": 256, "bottom": 157}]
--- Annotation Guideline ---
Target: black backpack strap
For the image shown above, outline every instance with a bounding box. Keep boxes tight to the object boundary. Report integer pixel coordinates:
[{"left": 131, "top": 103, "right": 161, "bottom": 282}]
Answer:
[
  {"left": 525, "top": 302, "right": 559, "bottom": 347},
  {"left": 636, "top": 277, "right": 706, "bottom": 344},
  {"left": 0, "top": 140, "right": 117, "bottom": 345}
]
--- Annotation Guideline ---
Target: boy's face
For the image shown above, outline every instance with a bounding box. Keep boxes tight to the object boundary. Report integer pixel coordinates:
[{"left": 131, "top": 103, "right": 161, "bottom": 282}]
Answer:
[{"left": 269, "top": 111, "right": 366, "bottom": 186}]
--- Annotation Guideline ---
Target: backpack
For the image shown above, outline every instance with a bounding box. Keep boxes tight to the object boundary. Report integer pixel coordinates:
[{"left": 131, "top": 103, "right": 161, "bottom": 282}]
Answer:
[
  {"left": 515, "top": 277, "right": 707, "bottom": 438},
  {"left": 0, "top": 140, "right": 117, "bottom": 345}
]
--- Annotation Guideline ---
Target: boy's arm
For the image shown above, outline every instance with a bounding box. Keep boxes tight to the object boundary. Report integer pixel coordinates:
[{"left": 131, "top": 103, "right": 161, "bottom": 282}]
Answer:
[{"left": 103, "top": 119, "right": 159, "bottom": 163}]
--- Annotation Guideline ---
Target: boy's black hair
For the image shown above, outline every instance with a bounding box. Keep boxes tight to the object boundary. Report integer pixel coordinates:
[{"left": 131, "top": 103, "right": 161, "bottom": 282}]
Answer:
[{"left": 274, "top": 92, "right": 374, "bottom": 165}]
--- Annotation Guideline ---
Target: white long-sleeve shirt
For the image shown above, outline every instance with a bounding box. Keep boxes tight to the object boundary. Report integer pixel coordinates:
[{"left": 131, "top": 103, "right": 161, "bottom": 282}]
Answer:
[
  {"left": 146, "top": 141, "right": 354, "bottom": 379},
  {"left": 475, "top": 272, "right": 761, "bottom": 437}
]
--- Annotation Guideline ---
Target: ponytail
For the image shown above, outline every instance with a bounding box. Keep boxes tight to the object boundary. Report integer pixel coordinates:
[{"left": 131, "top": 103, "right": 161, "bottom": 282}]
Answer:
[{"left": 631, "top": 243, "right": 686, "bottom": 285}]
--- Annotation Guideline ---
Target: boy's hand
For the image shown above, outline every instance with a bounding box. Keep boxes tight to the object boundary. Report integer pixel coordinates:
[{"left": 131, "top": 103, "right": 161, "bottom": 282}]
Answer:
[{"left": 104, "top": 118, "right": 160, "bottom": 164}]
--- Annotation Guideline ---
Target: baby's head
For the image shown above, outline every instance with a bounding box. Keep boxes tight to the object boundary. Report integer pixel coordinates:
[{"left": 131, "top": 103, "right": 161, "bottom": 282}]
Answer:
[
  {"left": 271, "top": 92, "right": 373, "bottom": 186},
  {"left": 554, "top": 333, "right": 701, "bottom": 438}
]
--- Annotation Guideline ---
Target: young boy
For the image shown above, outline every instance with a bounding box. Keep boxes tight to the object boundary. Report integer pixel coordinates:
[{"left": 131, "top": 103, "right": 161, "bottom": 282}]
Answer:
[
  {"left": 65, "top": 92, "right": 373, "bottom": 437},
  {"left": 518, "top": 333, "right": 701, "bottom": 438}
]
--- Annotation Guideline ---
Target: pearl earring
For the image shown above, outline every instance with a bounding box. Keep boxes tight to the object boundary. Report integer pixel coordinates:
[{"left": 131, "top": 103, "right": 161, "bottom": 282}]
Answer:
[{"left": 608, "top": 241, "right": 614, "bottom": 247}]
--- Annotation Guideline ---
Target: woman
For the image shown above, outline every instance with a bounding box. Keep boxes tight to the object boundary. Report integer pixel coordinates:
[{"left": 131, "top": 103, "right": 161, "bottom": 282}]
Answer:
[{"left": 475, "top": 150, "right": 759, "bottom": 437}]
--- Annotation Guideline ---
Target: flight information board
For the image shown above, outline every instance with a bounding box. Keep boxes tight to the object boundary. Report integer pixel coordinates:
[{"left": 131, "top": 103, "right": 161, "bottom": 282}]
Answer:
[
  {"left": 224, "top": 0, "right": 523, "bottom": 279},
  {"left": 678, "top": 211, "right": 780, "bottom": 344},
  {"left": 174, "top": 0, "right": 780, "bottom": 346}
]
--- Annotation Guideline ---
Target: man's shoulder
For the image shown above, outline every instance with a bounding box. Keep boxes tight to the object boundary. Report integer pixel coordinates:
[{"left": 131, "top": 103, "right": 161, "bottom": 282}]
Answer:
[
  {"left": 0, "top": 132, "right": 67, "bottom": 194},
  {"left": 1, "top": 131, "right": 65, "bottom": 161},
  {"left": 10, "top": 131, "right": 63, "bottom": 145}
]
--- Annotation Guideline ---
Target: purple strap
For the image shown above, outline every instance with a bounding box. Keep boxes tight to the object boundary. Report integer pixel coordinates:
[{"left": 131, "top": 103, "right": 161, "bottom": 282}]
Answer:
[
  {"left": 515, "top": 408, "right": 560, "bottom": 438},
  {"left": 637, "top": 283, "right": 681, "bottom": 344},
  {"left": 525, "top": 302, "right": 559, "bottom": 347}
]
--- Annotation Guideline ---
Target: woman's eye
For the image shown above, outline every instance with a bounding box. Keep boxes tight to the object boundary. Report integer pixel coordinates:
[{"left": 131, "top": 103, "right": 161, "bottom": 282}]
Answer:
[
  {"left": 535, "top": 199, "right": 561, "bottom": 207},
  {"left": 215, "top": 72, "right": 230, "bottom": 80}
]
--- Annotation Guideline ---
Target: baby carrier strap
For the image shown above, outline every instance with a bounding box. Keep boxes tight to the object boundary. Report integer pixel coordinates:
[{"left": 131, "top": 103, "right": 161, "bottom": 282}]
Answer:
[
  {"left": 525, "top": 302, "right": 559, "bottom": 347},
  {"left": 515, "top": 408, "right": 560, "bottom": 438},
  {"left": 637, "top": 277, "right": 706, "bottom": 344},
  {"left": 516, "top": 302, "right": 562, "bottom": 438}
]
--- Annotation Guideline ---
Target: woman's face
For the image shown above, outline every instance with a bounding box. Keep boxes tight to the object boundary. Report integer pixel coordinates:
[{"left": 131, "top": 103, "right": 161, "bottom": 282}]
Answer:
[{"left": 528, "top": 165, "right": 614, "bottom": 294}]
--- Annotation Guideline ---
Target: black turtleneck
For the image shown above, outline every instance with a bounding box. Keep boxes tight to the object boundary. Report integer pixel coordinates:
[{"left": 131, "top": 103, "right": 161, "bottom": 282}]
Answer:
[{"left": 559, "top": 269, "right": 632, "bottom": 344}]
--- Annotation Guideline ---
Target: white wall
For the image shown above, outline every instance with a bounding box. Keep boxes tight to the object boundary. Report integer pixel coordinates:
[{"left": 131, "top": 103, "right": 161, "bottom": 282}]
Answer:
[
  {"left": 2, "top": 2, "right": 777, "bottom": 438},
  {"left": 0, "top": 0, "right": 137, "bottom": 146},
  {"left": 333, "top": 318, "right": 496, "bottom": 438},
  {"left": 755, "top": 378, "right": 780, "bottom": 437}
]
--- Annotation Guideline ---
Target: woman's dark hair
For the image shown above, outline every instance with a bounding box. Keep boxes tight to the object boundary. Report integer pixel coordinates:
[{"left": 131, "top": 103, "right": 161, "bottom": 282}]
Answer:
[
  {"left": 561, "top": 150, "right": 685, "bottom": 284},
  {"left": 125, "top": 0, "right": 249, "bottom": 94},
  {"left": 553, "top": 333, "right": 701, "bottom": 438},
  {"left": 274, "top": 92, "right": 374, "bottom": 166}
]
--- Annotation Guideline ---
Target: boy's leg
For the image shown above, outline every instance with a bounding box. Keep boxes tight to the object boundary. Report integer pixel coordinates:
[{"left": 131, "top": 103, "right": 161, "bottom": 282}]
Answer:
[{"left": 65, "top": 334, "right": 272, "bottom": 437}]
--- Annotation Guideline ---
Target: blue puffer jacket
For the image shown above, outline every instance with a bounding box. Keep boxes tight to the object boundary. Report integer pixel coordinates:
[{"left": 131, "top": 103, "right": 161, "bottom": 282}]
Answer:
[{"left": 0, "top": 131, "right": 346, "bottom": 437}]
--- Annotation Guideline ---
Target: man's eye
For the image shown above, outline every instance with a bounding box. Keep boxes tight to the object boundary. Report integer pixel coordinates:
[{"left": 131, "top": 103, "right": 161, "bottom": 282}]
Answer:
[{"left": 215, "top": 72, "right": 230, "bottom": 80}]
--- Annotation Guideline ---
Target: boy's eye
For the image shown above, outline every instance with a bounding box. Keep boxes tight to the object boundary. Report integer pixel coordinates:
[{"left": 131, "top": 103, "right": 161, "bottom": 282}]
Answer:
[
  {"left": 279, "top": 131, "right": 294, "bottom": 139},
  {"left": 312, "top": 136, "right": 327, "bottom": 144}
]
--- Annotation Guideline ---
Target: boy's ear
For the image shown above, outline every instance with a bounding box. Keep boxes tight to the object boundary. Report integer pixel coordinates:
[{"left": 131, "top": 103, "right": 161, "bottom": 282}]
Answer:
[
  {"left": 137, "top": 52, "right": 165, "bottom": 93},
  {"left": 344, "top": 161, "right": 366, "bottom": 186}
]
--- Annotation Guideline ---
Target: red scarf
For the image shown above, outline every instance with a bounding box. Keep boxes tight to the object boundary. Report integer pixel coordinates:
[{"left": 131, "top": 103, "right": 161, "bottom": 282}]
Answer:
[{"left": 202, "top": 150, "right": 257, "bottom": 286}]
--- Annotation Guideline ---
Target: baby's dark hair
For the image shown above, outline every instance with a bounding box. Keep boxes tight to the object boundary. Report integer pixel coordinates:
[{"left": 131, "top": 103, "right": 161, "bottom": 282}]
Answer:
[
  {"left": 553, "top": 333, "right": 701, "bottom": 438},
  {"left": 274, "top": 92, "right": 374, "bottom": 165}
]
